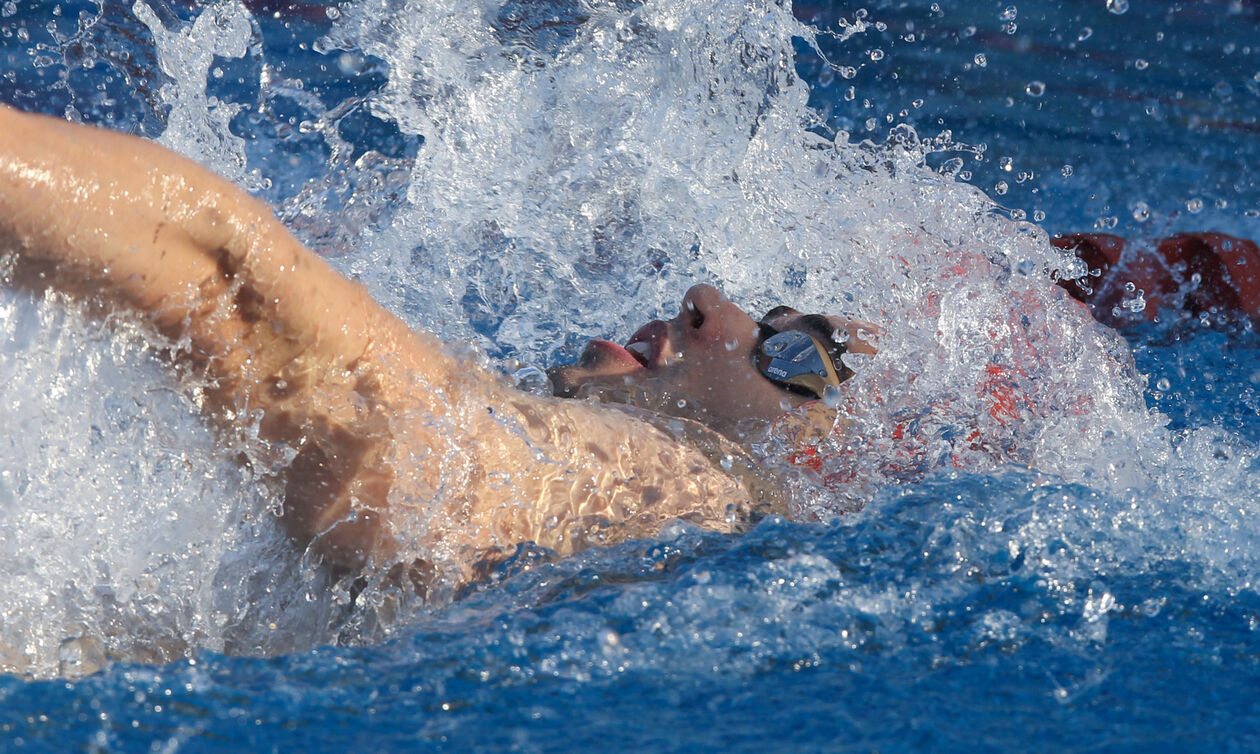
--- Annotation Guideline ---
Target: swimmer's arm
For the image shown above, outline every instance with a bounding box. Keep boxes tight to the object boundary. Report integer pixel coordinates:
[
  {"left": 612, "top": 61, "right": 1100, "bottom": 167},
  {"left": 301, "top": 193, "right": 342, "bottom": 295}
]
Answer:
[
  {"left": 0, "top": 105, "right": 440, "bottom": 386},
  {"left": 0, "top": 106, "right": 750, "bottom": 574},
  {"left": 0, "top": 105, "right": 464, "bottom": 564}
]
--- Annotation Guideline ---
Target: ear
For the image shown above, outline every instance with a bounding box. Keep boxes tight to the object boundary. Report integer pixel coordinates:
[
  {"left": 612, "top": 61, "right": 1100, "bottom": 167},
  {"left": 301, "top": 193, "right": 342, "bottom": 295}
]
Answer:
[{"left": 825, "top": 317, "right": 881, "bottom": 355}]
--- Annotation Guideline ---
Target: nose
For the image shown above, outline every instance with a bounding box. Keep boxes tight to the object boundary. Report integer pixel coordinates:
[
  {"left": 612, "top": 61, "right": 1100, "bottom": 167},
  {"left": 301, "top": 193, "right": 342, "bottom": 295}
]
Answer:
[{"left": 678, "top": 284, "right": 728, "bottom": 334}]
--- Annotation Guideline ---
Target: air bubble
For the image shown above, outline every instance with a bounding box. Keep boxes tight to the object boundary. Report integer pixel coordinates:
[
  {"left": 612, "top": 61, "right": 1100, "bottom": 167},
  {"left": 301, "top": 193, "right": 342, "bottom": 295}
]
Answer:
[
  {"left": 1187, "top": 198, "right": 1204, "bottom": 213},
  {"left": 1134, "top": 59, "right": 1149, "bottom": 70},
  {"left": 1156, "top": 378, "right": 1171, "bottom": 391},
  {"left": 1025, "top": 80, "right": 1046, "bottom": 97},
  {"left": 999, "top": 156, "right": 1013, "bottom": 172},
  {"left": 1061, "top": 164, "right": 1074, "bottom": 177},
  {"left": 1131, "top": 201, "right": 1151, "bottom": 222},
  {"left": 1078, "top": 27, "right": 1093, "bottom": 41},
  {"left": 994, "top": 181, "right": 1009, "bottom": 195},
  {"left": 974, "top": 53, "right": 987, "bottom": 67},
  {"left": 869, "top": 49, "right": 885, "bottom": 61},
  {"left": 1107, "top": 0, "right": 1129, "bottom": 14}
]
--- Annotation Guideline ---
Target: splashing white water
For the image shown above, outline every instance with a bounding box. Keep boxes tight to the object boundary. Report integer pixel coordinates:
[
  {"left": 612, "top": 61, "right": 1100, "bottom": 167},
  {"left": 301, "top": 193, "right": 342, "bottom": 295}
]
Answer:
[
  {"left": 319, "top": 0, "right": 1167, "bottom": 506},
  {"left": 133, "top": 0, "right": 264, "bottom": 189}
]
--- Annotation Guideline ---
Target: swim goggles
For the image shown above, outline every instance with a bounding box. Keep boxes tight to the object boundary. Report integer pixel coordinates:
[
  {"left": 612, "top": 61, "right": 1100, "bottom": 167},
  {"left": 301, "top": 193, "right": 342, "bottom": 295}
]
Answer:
[{"left": 754, "top": 325, "right": 851, "bottom": 400}]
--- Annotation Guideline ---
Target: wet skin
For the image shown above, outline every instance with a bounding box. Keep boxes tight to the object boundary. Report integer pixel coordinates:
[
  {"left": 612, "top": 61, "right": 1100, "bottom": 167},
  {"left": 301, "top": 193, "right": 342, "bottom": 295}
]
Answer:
[{"left": 547, "top": 284, "right": 879, "bottom": 442}]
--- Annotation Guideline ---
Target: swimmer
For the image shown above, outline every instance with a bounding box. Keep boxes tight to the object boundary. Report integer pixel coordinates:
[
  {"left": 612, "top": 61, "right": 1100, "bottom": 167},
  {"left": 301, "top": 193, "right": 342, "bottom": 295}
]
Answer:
[
  {"left": 1, "top": 105, "right": 1252, "bottom": 588},
  {"left": 0, "top": 105, "right": 877, "bottom": 586}
]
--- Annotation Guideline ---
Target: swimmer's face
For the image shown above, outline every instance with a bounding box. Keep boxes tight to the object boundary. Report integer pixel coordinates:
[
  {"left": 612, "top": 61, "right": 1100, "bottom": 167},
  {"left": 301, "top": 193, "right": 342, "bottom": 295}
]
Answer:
[{"left": 547, "top": 284, "right": 878, "bottom": 440}]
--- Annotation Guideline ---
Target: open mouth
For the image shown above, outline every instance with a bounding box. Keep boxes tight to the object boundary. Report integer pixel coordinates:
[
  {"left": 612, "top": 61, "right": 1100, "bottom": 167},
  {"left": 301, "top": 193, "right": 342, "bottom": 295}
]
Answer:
[
  {"left": 577, "top": 339, "right": 645, "bottom": 371},
  {"left": 624, "top": 320, "right": 671, "bottom": 368},
  {"left": 567, "top": 320, "right": 673, "bottom": 375}
]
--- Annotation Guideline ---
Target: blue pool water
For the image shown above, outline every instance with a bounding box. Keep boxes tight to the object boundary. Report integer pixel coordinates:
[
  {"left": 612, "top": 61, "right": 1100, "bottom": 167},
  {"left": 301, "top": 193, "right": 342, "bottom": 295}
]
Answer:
[{"left": 2, "top": 0, "right": 1260, "bottom": 751}]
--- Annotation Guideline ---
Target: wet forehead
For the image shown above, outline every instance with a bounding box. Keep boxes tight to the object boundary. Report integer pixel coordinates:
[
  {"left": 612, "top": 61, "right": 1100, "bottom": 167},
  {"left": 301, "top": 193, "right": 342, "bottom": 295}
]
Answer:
[
  {"left": 761, "top": 307, "right": 838, "bottom": 341},
  {"left": 760, "top": 305, "right": 803, "bottom": 332}
]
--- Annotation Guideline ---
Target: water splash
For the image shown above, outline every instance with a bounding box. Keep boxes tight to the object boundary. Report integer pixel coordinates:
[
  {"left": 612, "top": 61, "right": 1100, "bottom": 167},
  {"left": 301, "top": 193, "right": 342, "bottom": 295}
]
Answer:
[
  {"left": 321, "top": 0, "right": 1165, "bottom": 515},
  {"left": 132, "top": 0, "right": 264, "bottom": 189}
]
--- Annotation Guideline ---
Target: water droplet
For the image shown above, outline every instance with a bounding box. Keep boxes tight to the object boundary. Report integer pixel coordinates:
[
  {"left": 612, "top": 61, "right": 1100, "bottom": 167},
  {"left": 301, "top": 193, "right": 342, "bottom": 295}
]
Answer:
[
  {"left": 1187, "top": 198, "right": 1204, "bottom": 213},
  {"left": 719, "top": 454, "right": 735, "bottom": 471},
  {"left": 1033, "top": 210, "right": 1046, "bottom": 222},
  {"left": 839, "top": 66, "right": 857, "bottom": 79},
  {"left": 994, "top": 180, "right": 1009, "bottom": 195},
  {"left": 724, "top": 338, "right": 739, "bottom": 351},
  {"left": 1078, "top": 26, "right": 1093, "bottom": 41},
  {"left": 676, "top": 398, "right": 688, "bottom": 409},
  {"left": 1025, "top": 80, "right": 1046, "bottom": 97},
  {"left": 1156, "top": 378, "right": 1171, "bottom": 391},
  {"left": 1134, "top": 58, "right": 1149, "bottom": 70},
  {"left": 1131, "top": 201, "right": 1151, "bottom": 222},
  {"left": 1107, "top": 0, "right": 1129, "bottom": 15},
  {"left": 869, "top": 49, "right": 885, "bottom": 61},
  {"left": 940, "top": 157, "right": 964, "bottom": 177},
  {"left": 974, "top": 53, "right": 987, "bottom": 67},
  {"left": 1061, "top": 164, "right": 1074, "bottom": 177},
  {"left": 822, "top": 385, "right": 843, "bottom": 408},
  {"left": 1000, "top": 6, "right": 1018, "bottom": 21},
  {"left": 844, "top": 86, "right": 856, "bottom": 101},
  {"left": 999, "top": 156, "right": 1014, "bottom": 172},
  {"left": 325, "top": 5, "right": 341, "bottom": 19}
]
